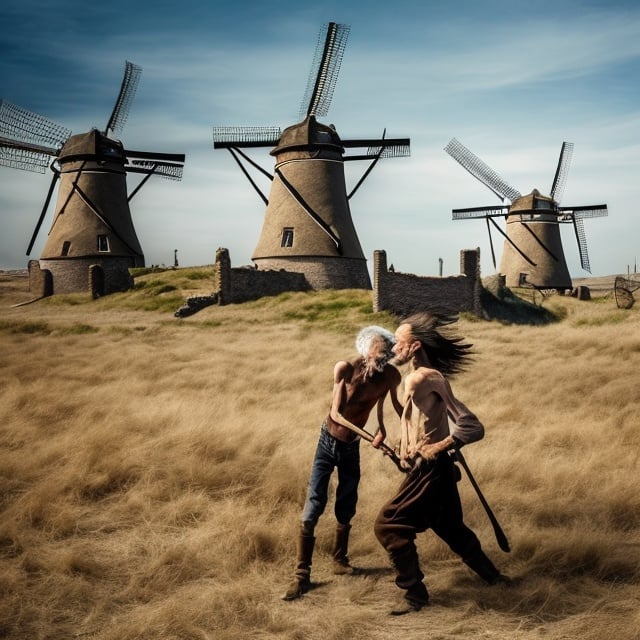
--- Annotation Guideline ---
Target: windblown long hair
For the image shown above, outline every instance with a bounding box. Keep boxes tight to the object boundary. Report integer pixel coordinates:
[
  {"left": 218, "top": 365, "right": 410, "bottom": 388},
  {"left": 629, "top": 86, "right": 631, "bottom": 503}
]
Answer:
[{"left": 401, "top": 312, "right": 474, "bottom": 377}]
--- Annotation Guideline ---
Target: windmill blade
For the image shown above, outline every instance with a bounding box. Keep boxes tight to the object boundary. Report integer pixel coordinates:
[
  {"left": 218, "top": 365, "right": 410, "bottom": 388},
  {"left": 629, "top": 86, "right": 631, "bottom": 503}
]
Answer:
[
  {"left": 444, "top": 138, "right": 521, "bottom": 204},
  {"left": 124, "top": 149, "right": 186, "bottom": 180},
  {"left": 341, "top": 137, "right": 411, "bottom": 160},
  {"left": 558, "top": 204, "right": 608, "bottom": 220},
  {"left": 105, "top": 61, "right": 142, "bottom": 137},
  {"left": 571, "top": 215, "right": 591, "bottom": 272},
  {"left": 344, "top": 131, "right": 411, "bottom": 198},
  {"left": 127, "top": 160, "right": 184, "bottom": 180},
  {"left": 550, "top": 142, "right": 573, "bottom": 204},
  {"left": 0, "top": 99, "right": 70, "bottom": 172},
  {"left": 558, "top": 204, "right": 608, "bottom": 273},
  {"left": 452, "top": 205, "right": 509, "bottom": 220},
  {"left": 0, "top": 99, "right": 71, "bottom": 148},
  {"left": 27, "top": 170, "right": 60, "bottom": 255},
  {"left": 213, "top": 126, "right": 281, "bottom": 149},
  {"left": 0, "top": 141, "right": 56, "bottom": 173},
  {"left": 300, "top": 22, "right": 350, "bottom": 119}
]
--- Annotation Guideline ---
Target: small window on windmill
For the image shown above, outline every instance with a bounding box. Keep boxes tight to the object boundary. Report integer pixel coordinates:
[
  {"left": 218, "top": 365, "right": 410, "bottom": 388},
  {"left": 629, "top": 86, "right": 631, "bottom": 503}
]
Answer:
[
  {"left": 518, "top": 273, "right": 528, "bottom": 287},
  {"left": 281, "top": 227, "right": 294, "bottom": 248},
  {"left": 97, "top": 235, "right": 110, "bottom": 252},
  {"left": 534, "top": 199, "right": 553, "bottom": 210},
  {"left": 61, "top": 241, "right": 71, "bottom": 256}
]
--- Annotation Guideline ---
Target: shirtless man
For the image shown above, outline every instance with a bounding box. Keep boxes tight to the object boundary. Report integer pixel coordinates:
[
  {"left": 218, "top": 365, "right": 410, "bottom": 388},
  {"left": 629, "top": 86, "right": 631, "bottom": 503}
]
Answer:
[
  {"left": 283, "top": 325, "right": 403, "bottom": 601},
  {"left": 374, "top": 312, "right": 507, "bottom": 615}
]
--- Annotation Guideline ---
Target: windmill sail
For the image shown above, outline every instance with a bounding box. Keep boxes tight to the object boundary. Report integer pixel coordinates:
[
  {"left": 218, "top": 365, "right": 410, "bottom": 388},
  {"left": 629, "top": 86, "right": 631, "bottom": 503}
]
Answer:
[
  {"left": 105, "top": 61, "right": 142, "bottom": 137},
  {"left": 445, "top": 138, "right": 521, "bottom": 203},
  {"left": 550, "top": 141, "right": 573, "bottom": 204},
  {"left": 212, "top": 126, "right": 281, "bottom": 148},
  {"left": 300, "top": 22, "right": 350, "bottom": 119},
  {"left": 0, "top": 100, "right": 71, "bottom": 172},
  {"left": 125, "top": 149, "right": 186, "bottom": 180},
  {"left": 560, "top": 204, "right": 608, "bottom": 272}
]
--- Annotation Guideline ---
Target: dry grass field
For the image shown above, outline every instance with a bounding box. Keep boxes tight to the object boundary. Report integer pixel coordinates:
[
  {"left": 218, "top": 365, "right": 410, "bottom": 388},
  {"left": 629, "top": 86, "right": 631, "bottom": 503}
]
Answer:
[{"left": 1, "top": 268, "right": 639, "bottom": 640}]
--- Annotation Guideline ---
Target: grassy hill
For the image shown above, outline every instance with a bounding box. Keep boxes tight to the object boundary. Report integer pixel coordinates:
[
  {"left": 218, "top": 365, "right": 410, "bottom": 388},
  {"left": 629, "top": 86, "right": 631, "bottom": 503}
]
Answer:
[{"left": 1, "top": 269, "right": 638, "bottom": 640}]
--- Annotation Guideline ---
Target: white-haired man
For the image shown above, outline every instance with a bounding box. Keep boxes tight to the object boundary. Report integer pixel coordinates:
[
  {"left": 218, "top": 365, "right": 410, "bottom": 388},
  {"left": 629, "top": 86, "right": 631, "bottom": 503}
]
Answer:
[{"left": 283, "top": 325, "right": 403, "bottom": 600}]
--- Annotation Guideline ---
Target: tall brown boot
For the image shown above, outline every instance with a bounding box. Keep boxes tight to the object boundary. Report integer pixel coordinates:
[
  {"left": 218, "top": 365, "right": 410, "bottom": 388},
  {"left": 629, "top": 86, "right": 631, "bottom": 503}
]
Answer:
[
  {"left": 332, "top": 523, "right": 355, "bottom": 575},
  {"left": 282, "top": 528, "right": 316, "bottom": 600},
  {"left": 461, "top": 549, "right": 508, "bottom": 585},
  {"left": 388, "top": 545, "right": 429, "bottom": 615}
]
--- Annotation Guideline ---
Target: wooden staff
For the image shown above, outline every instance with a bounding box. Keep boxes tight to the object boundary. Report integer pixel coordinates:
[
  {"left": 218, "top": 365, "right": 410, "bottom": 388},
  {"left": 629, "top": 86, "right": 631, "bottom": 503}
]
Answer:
[{"left": 453, "top": 448, "right": 511, "bottom": 552}]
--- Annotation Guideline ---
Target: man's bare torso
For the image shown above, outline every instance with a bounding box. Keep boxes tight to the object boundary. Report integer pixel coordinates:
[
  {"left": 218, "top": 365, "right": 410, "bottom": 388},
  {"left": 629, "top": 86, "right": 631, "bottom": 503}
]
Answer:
[{"left": 326, "top": 359, "right": 397, "bottom": 443}]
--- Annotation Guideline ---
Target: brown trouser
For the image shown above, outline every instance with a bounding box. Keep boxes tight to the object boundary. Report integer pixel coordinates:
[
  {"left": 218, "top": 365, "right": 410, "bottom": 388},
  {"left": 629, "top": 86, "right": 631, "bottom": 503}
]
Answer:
[{"left": 374, "top": 452, "right": 500, "bottom": 588}]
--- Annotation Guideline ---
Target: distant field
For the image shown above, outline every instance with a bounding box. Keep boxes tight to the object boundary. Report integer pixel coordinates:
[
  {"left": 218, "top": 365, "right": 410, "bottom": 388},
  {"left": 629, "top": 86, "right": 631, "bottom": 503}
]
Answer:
[{"left": 1, "top": 268, "right": 638, "bottom": 640}]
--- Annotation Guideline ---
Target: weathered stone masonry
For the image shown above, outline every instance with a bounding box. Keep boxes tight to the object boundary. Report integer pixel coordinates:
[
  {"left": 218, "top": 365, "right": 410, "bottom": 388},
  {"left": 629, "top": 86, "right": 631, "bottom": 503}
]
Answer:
[
  {"left": 372, "top": 248, "right": 483, "bottom": 317},
  {"left": 213, "top": 248, "right": 311, "bottom": 305},
  {"left": 207, "top": 246, "right": 483, "bottom": 318}
]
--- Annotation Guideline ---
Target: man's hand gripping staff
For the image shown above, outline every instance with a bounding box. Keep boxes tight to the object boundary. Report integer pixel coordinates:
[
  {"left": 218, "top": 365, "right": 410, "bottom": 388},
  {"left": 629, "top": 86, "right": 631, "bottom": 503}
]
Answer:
[
  {"left": 329, "top": 403, "right": 407, "bottom": 473},
  {"left": 358, "top": 426, "right": 408, "bottom": 473},
  {"left": 329, "top": 359, "right": 407, "bottom": 473}
]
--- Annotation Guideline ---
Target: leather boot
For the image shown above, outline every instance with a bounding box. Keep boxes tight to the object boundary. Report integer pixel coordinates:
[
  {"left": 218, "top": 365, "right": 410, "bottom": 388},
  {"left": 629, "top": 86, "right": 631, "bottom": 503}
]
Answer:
[
  {"left": 462, "top": 549, "right": 508, "bottom": 584},
  {"left": 282, "top": 529, "right": 316, "bottom": 600},
  {"left": 390, "top": 581, "right": 430, "bottom": 615},
  {"left": 332, "top": 523, "right": 355, "bottom": 575},
  {"left": 388, "top": 545, "right": 429, "bottom": 615}
]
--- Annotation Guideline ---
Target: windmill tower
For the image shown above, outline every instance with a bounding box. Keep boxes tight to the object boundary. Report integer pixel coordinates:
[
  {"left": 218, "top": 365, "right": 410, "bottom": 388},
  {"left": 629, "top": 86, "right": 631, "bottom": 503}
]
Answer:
[
  {"left": 213, "top": 22, "right": 410, "bottom": 290},
  {"left": 444, "top": 139, "right": 608, "bottom": 292},
  {"left": 0, "top": 61, "right": 185, "bottom": 296}
]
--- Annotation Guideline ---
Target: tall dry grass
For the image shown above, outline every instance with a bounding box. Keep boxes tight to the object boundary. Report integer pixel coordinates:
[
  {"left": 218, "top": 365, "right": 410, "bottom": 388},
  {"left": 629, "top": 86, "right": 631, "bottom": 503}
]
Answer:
[{"left": 1, "top": 271, "right": 639, "bottom": 639}]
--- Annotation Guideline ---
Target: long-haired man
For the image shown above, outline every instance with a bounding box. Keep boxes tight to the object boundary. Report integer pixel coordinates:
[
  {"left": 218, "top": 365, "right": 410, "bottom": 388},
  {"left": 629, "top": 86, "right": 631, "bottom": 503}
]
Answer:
[{"left": 374, "top": 312, "right": 507, "bottom": 615}]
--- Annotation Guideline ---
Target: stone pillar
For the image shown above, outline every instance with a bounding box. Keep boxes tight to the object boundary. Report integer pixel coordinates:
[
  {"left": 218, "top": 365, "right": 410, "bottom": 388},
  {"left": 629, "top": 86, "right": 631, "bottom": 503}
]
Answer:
[
  {"left": 573, "top": 285, "right": 591, "bottom": 301},
  {"left": 373, "top": 250, "right": 388, "bottom": 313},
  {"left": 460, "top": 248, "right": 482, "bottom": 316},
  {"left": 214, "top": 247, "right": 232, "bottom": 305},
  {"left": 28, "top": 260, "right": 53, "bottom": 297},
  {"left": 89, "top": 264, "right": 105, "bottom": 299}
]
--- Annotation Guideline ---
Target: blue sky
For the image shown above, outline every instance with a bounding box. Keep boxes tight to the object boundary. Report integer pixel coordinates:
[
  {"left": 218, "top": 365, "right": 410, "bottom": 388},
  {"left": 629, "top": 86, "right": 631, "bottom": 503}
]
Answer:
[{"left": 1, "top": 0, "right": 638, "bottom": 279}]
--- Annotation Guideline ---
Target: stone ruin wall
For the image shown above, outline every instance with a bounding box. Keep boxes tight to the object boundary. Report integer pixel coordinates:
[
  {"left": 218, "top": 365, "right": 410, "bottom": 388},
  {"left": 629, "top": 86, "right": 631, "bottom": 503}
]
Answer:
[
  {"left": 28, "top": 258, "right": 134, "bottom": 297},
  {"left": 29, "top": 246, "right": 484, "bottom": 319},
  {"left": 213, "top": 248, "right": 310, "bottom": 305},
  {"left": 27, "top": 260, "right": 53, "bottom": 297},
  {"left": 209, "top": 247, "right": 482, "bottom": 318},
  {"left": 253, "top": 256, "right": 371, "bottom": 290},
  {"left": 372, "top": 248, "right": 483, "bottom": 317}
]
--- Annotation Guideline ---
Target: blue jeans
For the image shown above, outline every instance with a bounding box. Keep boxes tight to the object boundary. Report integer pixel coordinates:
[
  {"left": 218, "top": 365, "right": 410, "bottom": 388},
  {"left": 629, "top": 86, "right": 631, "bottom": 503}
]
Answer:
[{"left": 301, "top": 423, "right": 361, "bottom": 527}]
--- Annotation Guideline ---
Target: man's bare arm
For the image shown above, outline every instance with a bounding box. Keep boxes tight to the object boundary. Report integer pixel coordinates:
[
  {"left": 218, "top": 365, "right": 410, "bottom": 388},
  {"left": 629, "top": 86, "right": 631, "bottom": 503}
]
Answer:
[
  {"left": 388, "top": 370, "right": 403, "bottom": 418},
  {"left": 328, "top": 362, "right": 377, "bottom": 441},
  {"left": 372, "top": 396, "right": 387, "bottom": 448},
  {"left": 399, "top": 392, "right": 412, "bottom": 466}
]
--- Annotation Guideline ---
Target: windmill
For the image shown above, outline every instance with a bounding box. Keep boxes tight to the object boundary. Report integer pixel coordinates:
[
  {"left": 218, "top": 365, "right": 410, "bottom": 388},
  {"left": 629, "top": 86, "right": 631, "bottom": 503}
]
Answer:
[
  {"left": 0, "top": 61, "right": 185, "bottom": 296},
  {"left": 444, "top": 138, "right": 608, "bottom": 292},
  {"left": 213, "top": 22, "right": 410, "bottom": 290}
]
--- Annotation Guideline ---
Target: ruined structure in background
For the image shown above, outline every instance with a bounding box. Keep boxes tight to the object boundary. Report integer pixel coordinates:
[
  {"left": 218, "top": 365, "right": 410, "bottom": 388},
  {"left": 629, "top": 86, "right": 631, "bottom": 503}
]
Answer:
[
  {"left": 175, "top": 247, "right": 483, "bottom": 319},
  {"left": 373, "top": 248, "right": 483, "bottom": 317}
]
